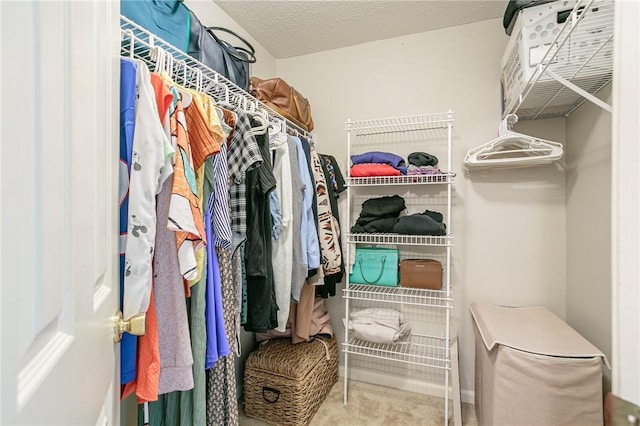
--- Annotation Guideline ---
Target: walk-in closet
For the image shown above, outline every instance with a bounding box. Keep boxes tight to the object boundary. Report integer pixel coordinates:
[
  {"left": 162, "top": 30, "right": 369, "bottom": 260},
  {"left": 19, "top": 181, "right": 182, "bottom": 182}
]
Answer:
[{"left": 1, "top": 0, "right": 638, "bottom": 425}]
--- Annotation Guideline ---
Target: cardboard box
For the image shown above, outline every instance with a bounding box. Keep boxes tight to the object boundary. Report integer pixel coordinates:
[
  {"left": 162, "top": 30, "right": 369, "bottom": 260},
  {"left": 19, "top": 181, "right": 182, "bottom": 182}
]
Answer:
[{"left": 470, "top": 302, "right": 609, "bottom": 426}]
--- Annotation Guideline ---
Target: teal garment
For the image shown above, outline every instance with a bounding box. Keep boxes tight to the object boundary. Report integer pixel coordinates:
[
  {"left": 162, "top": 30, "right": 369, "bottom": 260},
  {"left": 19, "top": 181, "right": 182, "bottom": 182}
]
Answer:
[
  {"left": 121, "top": 0, "right": 191, "bottom": 52},
  {"left": 188, "top": 278, "right": 208, "bottom": 426},
  {"left": 139, "top": 392, "right": 191, "bottom": 426}
]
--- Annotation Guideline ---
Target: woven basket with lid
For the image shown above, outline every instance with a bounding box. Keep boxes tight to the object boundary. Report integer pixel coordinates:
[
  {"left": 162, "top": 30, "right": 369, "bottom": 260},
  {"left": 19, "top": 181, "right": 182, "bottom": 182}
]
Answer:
[{"left": 244, "top": 336, "right": 339, "bottom": 426}]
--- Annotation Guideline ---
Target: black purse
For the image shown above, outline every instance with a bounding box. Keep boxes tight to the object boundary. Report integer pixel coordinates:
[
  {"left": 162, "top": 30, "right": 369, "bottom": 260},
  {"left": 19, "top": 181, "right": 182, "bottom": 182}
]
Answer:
[{"left": 188, "top": 12, "right": 256, "bottom": 91}]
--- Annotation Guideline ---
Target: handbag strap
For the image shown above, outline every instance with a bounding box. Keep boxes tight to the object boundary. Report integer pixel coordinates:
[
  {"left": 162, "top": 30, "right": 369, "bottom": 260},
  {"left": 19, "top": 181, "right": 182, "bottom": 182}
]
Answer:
[
  {"left": 206, "top": 26, "right": 257, "bottom": 63},
  {"left": 357, "top": 255, "right": 386, "bottom": 284}
]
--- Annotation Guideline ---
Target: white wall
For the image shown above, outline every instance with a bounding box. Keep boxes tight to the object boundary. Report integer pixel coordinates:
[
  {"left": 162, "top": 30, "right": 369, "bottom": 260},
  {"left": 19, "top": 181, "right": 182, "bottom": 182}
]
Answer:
[
  {"left": 565, "top": 86, "right": 612, "bottom": 390},
  {"left": 276, "top": 19, "right": 567, "bottom": 397}
]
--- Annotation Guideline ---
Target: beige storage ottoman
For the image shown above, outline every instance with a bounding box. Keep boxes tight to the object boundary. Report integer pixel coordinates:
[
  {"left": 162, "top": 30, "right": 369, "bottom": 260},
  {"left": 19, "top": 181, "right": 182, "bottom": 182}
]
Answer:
[
  {"left": 470, "top": 302, "right": 609, "bottom": 426},
  {"left": 244, "top": 336, "right": 339, "bottom": 426}
]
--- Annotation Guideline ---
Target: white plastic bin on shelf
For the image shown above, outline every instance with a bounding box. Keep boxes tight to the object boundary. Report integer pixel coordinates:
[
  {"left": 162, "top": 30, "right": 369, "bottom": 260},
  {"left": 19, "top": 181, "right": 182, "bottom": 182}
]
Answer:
[
  {"left": 470, "top": 302, "right": 609, "bottom": 426},
  {"left": 501, "top": 0, "right": 614, "bottom": 118}
]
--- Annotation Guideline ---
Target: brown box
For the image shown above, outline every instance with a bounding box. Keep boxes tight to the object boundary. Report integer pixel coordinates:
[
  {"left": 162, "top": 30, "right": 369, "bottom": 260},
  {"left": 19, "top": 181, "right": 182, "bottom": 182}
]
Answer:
[
  {"left": 399, "top": 259, "right": 442, "bottom": 289},
  {"left": 470, "top": 302, "right": 609, "bottom": 426},
  {"left": 244, "top": 336, "right": 338, "bottom": 426}
]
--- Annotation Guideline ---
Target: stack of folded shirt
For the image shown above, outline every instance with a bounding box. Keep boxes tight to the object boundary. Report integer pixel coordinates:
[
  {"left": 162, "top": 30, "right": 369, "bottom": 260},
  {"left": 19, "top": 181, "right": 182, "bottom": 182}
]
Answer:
[
  {"left": 407, "top": 151, "right": 442, "bottom": 175},
  {"left": 346, "top": 308, "right": 411, "bottom": 344},
  {"left": 350, "top": 151, "right": 407, "bottom": 177},
  {"left": 393, "top": 209, "right": 447, "bottom": 236},
  {"left": 351, "top": 196, "right": 447, "bottom": 236},
  {"left": 350, "top": 195, "right": 406, "bottom": 233}
]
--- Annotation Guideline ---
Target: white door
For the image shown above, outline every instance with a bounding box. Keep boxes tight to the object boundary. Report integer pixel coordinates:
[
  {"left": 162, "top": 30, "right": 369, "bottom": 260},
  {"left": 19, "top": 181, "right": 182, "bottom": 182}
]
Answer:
[
  {"left": 612, "top": 0, "right": 640, "bottom": 407},
  {"left": 0, "top": 1, "right": 121, "bottom": 425}
]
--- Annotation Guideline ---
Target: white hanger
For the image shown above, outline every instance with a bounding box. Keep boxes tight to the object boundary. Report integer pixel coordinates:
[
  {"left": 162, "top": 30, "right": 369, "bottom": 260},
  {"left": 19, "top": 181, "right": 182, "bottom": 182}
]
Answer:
[
  {"left": 123, "top": 30, "right": 135, "bottom": 58},
  {"left": 463, "top": 114, "right": 563, "bottom": 170}
]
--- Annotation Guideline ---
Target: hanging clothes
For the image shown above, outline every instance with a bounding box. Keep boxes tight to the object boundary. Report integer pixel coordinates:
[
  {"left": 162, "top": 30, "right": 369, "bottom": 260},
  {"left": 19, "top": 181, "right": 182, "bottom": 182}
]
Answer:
[
  {"left": 122, "top": 69, "right": 180, "bottom": 403},
  {"left": 291, "top": 135, "right": 321, "bottom": 293},
  {"left": 149, "top": 74, "right": 194, "bottom": 396},
  {"left": 286, "top": 137, "right": 307, "bottom": 303},
  {"left": 119, "top": 57, "right": 138, "bottom": 387},
  {"left": 270, "top": 126, "right": 293, "bottom": 332},
  {"left": 123, "top": 60, "right": 170, "bottom": 320},
  {"left": 317, "top": 154, "right": 346, "bottom": 298},
  {"left": 310, "top": 148, "right": 342, "bottom": 276},
  {"left": 244, "top": 116, "right": 278, "bottom": 332},
  {"left": 166, "top": 85, "right": 205, "bottom": 285}
]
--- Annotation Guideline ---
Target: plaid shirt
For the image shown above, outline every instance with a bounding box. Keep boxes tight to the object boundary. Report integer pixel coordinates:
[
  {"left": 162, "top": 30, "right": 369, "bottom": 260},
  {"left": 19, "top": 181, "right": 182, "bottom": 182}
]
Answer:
[{"left": 225, "top": 106, "right": 263, "bottom": 237}]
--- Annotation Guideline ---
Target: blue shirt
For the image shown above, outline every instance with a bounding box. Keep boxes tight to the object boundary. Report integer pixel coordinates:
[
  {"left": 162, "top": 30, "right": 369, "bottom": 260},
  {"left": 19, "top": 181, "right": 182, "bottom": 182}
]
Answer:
[
  {"left": 290, "top": 135, "right": 320, "bottom": 271},
  {"left": 119, "top": 58, "right": 137, "bottom": 385},
  {"left": 205, "top": 208, "right": 231, "bottom": 369}
]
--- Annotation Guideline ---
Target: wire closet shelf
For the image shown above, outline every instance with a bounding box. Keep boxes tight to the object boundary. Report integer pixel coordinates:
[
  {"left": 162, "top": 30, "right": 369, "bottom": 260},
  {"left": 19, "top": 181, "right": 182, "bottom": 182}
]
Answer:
[
  {"left": 343, "top": 284, "right": 453, "bottom": 309},
  {"left": 347, "top": 173, "right": 456, "bottom": 186},
  {"left": 344, "top": 112, "right": 453, "bottom": 136},
  {"left": 507, "top": 0, "right": 614, "bottom": 120},
  {"left": 342, "top": 334, "right": 451, "bottom": 370},
  {"left": 346, "top": 233, "right": 453, "bottom": 247},
  {"left": 120, "top": 15, "right": 311, "bottom": 137}
]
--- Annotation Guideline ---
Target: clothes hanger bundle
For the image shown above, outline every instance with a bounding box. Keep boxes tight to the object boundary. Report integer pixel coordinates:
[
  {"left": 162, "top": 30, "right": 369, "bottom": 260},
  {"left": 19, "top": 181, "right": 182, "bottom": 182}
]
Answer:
[{"left": 463, "top": 114, "right": 563, "bottom": 170}]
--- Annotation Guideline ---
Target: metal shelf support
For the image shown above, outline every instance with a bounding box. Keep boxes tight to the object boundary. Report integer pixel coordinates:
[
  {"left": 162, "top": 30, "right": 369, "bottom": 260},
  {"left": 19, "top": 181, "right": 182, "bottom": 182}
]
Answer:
[{"left": 545, "top": 69, "right": 613, "bottom": 113}]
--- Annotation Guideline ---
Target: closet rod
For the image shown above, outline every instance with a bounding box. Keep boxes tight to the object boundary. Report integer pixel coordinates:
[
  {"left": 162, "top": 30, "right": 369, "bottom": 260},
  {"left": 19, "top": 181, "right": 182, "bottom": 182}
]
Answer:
[{"left": 120, "top": 15, "right": 312, "bottom": 139}]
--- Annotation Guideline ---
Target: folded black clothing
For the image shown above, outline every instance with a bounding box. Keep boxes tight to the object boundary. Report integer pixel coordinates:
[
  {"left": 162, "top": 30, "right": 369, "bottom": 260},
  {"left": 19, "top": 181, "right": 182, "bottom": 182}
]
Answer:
[
  {"left": 393, "top": 214, "right": 446, "bottom": 236},
  {"left": 422, "top": 209, "right": 443, "bottom": 223},
  {"left": 408, "top": 152, "right": 439, "bottom": 167},
  {"left": 359, "top": 195, "right": 406, "bottom": 218},
  {"left": 351, "top": 217, "right": 398, "bottom": 233}
]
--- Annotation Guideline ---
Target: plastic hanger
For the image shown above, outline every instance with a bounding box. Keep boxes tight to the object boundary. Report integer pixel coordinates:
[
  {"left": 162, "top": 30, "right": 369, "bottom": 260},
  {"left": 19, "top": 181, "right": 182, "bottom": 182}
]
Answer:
[
  {"left": 463, "top": 114, "right": 563, "bottom": 170},
  {"left": 170, "top": 60, "right": 192, "bottom": 108}
]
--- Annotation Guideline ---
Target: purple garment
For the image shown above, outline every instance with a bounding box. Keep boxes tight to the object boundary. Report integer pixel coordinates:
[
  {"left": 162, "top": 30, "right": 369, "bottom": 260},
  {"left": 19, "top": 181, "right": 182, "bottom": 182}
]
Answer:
[
  {"left": 205, "top": 209, "right": 231, "bottom": 369},
  {"left": 407, "top": 164, "right": 442, "bottom": 175},
  {"left": 351, "top": 151, "right": 405, "bottom": 168}
]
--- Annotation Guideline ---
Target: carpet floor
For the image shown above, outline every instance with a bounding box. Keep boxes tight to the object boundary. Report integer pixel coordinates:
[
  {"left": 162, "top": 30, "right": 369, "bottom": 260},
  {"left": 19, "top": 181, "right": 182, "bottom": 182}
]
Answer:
[{"left": 240, "top": 379, "right": 477, "bottom": 426}]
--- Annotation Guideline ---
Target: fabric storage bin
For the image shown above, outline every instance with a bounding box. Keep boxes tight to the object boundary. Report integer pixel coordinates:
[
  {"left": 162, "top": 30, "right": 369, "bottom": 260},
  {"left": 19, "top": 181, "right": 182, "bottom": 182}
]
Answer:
[
  {"left": 470, "top": 302, "right": 609, "bottom": 426},
  {"left": 244, "top": 336, "right": 339, "bottom": 426}
]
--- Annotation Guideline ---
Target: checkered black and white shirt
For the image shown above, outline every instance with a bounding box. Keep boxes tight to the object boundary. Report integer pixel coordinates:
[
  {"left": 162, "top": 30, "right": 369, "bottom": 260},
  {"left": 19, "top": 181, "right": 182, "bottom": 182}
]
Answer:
[{"left": 225, "top": 106, "right": 263, "bottom": 237}]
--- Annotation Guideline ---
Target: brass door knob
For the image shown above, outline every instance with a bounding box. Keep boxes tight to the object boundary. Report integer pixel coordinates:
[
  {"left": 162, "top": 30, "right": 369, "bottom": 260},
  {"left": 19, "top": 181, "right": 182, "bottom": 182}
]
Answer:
[{"left": 113, "top": 311, "right": 146, "bottom": 342}]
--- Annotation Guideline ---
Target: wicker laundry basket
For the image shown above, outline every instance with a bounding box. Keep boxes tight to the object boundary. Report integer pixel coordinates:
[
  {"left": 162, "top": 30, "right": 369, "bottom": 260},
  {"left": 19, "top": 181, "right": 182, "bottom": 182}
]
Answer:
[{"left": 244, "top": 336, "right": 339, "bottom": 426}]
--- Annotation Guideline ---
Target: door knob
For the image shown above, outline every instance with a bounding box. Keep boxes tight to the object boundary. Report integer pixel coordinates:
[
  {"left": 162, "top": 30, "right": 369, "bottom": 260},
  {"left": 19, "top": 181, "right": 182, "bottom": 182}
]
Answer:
[{"left": 113, "top": 311, "right": 146, "bottom": 342}]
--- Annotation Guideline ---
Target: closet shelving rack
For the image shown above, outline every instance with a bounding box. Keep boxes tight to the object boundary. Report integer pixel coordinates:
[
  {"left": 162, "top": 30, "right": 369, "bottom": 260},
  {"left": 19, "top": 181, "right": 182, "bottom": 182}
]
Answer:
[
  {"left": 342, "top": 112, "right": 459, "bottom": 425},
  {"left": 504, "top": 0, "right": 614, "bottom": 120},
  {"left": 119, "top": 15, "right": 312, "bottom": 137}
]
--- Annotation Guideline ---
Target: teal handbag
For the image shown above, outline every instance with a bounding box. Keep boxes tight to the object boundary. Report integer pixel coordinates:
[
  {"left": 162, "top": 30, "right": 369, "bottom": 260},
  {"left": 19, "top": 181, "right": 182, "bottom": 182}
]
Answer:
[{"left": 349, "top": 247, "right": 399, "bottom": 286}]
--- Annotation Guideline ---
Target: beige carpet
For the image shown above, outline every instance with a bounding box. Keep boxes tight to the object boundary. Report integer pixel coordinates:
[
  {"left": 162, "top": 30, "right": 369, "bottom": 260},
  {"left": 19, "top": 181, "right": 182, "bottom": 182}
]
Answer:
[{"left": 240, "top": 379, "right": 478, "bottom": 426}]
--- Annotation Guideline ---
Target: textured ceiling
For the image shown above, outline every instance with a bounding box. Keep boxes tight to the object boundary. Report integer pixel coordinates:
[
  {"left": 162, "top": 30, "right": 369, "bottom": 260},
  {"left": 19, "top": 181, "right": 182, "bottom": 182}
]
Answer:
[{"left": 213, "top": 1, "right": 506, "bottom": 58}]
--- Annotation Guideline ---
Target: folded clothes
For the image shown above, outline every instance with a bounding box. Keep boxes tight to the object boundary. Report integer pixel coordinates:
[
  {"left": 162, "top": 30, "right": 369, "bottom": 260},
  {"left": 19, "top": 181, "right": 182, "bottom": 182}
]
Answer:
[
  {"left": 408, "top": 152, "right": 438, "bottom": 167},
  {"left": 351, "top": 217, "right": 398, "bottom": 233},
  {"left": 351, "top": 151, "right": 405, "bottom": 168},
  {"left": 350, "top": 163, "right": 401, "bottom": 177},
  {"left": 359, "top": 195, "right": 406, "bottom": 218},
  {"left": 407, "top": 164, "right": 441, "bottom": 175},
  {"left": 422, "top": 209, "right": 443, "bottom": 223},
  {"left": 393, "top": 213, "right": 446, "bottom": 236},
  {"left": 346, "top": 308, "right": 411, "bottom": 345}
]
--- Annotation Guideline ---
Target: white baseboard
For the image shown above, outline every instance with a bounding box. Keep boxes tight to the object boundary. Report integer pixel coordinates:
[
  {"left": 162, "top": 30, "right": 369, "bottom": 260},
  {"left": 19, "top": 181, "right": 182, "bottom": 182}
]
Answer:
[{"left": 339, "top": 365, "right": 475, "bottom": 404}]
